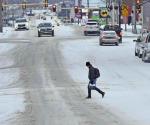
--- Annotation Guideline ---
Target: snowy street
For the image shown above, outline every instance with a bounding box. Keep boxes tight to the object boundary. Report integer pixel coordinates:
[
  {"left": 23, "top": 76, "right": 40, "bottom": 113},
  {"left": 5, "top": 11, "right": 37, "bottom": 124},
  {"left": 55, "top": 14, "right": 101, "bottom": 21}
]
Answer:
[{"left": 0, "top": 15, "right": 150, "bottom": 125}]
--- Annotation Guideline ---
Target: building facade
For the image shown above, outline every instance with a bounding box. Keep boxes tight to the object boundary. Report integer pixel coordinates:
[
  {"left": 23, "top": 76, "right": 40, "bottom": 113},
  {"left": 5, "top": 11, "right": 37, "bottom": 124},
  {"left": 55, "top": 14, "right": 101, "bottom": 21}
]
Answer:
[{"left": 143, "top": 3, "right": 150, "bottom": 30}]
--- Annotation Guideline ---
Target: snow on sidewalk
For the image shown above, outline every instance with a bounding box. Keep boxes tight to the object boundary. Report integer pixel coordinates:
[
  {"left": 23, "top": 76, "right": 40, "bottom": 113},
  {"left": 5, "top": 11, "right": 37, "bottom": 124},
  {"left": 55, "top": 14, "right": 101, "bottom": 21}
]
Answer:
[
  {"left": 0, "top": 34, "right": 25, "bottom": 125},
  {"left": 0, "top": 27, "right": 14, "bottom": 39}
]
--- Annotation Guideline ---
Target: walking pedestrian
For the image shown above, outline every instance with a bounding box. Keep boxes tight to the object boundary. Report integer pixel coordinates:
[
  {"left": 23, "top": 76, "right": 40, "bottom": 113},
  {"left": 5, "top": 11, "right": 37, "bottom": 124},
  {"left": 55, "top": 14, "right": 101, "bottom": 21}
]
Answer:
[{"left": 86, "top": 62, "right": 105, "bottom": 99}]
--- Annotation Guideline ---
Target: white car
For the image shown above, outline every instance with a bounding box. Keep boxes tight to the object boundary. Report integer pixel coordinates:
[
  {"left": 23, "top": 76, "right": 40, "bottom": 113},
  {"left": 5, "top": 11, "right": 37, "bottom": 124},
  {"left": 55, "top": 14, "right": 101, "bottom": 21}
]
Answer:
[
  {"left": 14, "top": 18, "right": 29, "bottom": 30},
  {"left": 84, "top": 22, "right": 100, "bottom": 36}
]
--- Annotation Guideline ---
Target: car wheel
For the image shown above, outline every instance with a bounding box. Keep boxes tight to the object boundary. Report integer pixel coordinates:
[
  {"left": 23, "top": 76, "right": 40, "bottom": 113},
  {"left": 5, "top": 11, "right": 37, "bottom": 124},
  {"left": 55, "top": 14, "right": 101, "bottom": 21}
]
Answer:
[
  {"left": 52, "top": 31, "right": 54, "bottom": 36},
  {"left": 138, "top": 51, "right": 142, "bottom": 58},
  {"left": 115, "top": 42, "right": 119, "bottom": 46},
  {"left": 100, "top": 42, "right": 103, "bottom": 46},
  {"left": 38, "top": 32, "right": 41, "bottom": 37},
  {"left": 84, "top": 31, "right": 87, "bottom": 36},
  {"left": 142, "top": 52, "right": 146, "bottom": 62},
  {"left": 135, "top": 50, "right": 138, "bottom": 56}
]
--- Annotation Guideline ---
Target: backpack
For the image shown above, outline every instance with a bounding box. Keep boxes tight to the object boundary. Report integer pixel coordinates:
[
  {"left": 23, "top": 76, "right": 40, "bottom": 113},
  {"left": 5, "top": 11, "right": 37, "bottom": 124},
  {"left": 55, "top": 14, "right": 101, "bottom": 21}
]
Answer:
[{"left": 94, "top": 68, "right": 100, "bottom": 78}]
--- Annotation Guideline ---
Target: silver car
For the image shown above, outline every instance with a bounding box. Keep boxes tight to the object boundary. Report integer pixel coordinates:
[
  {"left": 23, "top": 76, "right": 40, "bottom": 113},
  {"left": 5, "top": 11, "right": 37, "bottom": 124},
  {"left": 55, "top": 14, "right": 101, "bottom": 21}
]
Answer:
[
  {"left": 99, "top": 31, "right": 119, "bottom": 46},
  {"left": 134, "top": 32, "right": 149, "bottom": 58},
  {"left": 141, "top": 33, "right": 150, "bottom": 62}
]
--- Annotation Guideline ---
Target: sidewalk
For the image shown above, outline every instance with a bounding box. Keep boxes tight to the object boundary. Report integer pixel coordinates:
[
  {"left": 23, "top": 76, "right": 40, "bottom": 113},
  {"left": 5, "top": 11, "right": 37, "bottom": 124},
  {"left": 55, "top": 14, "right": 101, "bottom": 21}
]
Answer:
[
  {"left": 0, "top": 27, "right": 14, "bottom": 39},
  {"left": 121, "top": 24, "right": 142, "bottom": 37}
]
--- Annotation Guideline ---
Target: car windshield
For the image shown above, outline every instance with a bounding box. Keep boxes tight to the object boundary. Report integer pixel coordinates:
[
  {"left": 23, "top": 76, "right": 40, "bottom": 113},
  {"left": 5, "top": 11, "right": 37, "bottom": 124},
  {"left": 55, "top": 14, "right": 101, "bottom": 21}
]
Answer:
[
  {"left": 86, "top": 23, "right": 97, "bottom": 25},
  {"left": 39, "top": 23, "right": 52, "bottom": 27},
  {"left": 16, "top": 19, "right": 27, "bottom": 23},
  {"left": 104, "top": 25, "right": 120, "bottom": 30}
]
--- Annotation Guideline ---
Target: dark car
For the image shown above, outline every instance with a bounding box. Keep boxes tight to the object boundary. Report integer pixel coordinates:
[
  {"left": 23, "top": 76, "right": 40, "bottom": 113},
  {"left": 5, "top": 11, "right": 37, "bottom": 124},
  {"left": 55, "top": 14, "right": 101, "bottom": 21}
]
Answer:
[
  {"left": 104, "top": 25, "right": 122, "bottom": 43},
  {"left": 37, "top": 22, "right": 54, "bottom": 37}
]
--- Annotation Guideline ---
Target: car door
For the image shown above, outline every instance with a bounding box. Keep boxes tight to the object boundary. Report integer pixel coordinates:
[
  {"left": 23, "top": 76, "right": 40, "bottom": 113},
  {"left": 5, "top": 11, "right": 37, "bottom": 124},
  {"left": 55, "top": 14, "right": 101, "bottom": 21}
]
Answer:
[
  {"left": 145, "top": 35, "right": 150, "bottom": 48},
  {"left": 138, "top": 34, "right": 148, "bottom": 53}
]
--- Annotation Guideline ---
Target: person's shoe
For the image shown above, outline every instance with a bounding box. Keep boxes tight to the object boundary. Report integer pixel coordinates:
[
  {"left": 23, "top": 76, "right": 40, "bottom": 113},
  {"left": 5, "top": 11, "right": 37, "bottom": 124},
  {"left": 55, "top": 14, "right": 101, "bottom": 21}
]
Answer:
[
  {"left": 86, "top": 96, "right": 91, "bottom": 99},
  {"left": 102, "top": 92, "right": 105, "bottom": 98}
]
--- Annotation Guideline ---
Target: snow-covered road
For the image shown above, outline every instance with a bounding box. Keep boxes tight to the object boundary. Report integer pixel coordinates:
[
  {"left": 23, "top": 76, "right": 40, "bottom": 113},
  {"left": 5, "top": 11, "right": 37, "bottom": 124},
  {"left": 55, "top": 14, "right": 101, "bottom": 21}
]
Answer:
[
  {"left": 0, "top": 13, "right": 149, "bottom": 125},
  {"left": 60, "top": 36, "right": 150, "bottom": 125}
]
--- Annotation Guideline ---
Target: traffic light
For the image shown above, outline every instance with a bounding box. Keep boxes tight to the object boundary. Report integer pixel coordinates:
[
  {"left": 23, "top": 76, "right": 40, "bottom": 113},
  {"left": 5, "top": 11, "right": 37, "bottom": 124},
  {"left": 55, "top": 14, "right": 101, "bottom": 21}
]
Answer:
[
  {"left": 44, "top": 0, "right": 48, "bottom": 8},
  {"left": 52, "top": 5, "right": 56, "bottom": 12},
  {"left": 136, "top": 5, "right": 141, "bottom": 13},
  {"left": 74, "top": 6, "right": 79, "bottom": 14},
  {"left": 135, "top": 0, "right": 141, "bottom": 13},
  {"left": 136, "top": 0, "right": 140, "bottom": 4},
  {"left": 22, "top": 2, "right": 26, "bottom": 9}
]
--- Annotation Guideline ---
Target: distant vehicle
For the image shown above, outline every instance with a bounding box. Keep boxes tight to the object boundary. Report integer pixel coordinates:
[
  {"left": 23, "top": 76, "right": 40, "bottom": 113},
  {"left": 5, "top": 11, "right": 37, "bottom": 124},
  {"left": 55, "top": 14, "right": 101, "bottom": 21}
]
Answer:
[
  {"left": 37, "top": 22, "right": 54, "bottom": 37},
  {"left": 14, "top": 18, "right": 29, "bottom": 30},
  {"left": 62, "top": 18, "right": 71, "bottom": 23},
  {"left": 27, "top": 13, "right": 35, "bottom": 16},
  {"left": 99, "top": 31, "right": 119, "bottom": 46},
  {"left": 134, "top": 33, "right": 150, "bottom": 62},
  {"left": 103, "top": 25, "right": 122, "bottom": 43},
  {"left": 84, "top": 22, "right": 100, "bottom": 36},
  {"left": 133, "top": 32, "right": 149, "bottom": 58}
]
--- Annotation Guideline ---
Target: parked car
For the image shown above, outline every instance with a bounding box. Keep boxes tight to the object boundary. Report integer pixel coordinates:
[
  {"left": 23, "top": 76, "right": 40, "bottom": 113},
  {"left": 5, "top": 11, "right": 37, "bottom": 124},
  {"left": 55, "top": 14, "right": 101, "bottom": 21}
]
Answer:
[
  {"left": 99, "top": 31, "right": 119, "bottom": 46},
  {"left": 14, "top": 18, "right": 29, "bottom": 30},
  {"left": 103, "top": 24, "right": 122, "bottom": 43},
  {"left": 141, "top": 33, "right": 150, "bottom": 62},
  {"left": 84, "top": 22, "right": 100, "bottom": 36},
  {"left": 37, "top": 22, "right": 54, "bottom": 37},
  {"left": 133, "top": 32, "right": 149, "bottom": 58}
]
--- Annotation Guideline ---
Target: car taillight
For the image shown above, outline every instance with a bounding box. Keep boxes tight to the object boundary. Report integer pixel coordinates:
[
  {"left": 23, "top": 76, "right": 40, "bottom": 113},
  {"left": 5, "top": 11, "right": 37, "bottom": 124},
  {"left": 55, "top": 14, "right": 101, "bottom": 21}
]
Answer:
[{"left": 120, "top": 32, "right": 122, "bottom": 36}]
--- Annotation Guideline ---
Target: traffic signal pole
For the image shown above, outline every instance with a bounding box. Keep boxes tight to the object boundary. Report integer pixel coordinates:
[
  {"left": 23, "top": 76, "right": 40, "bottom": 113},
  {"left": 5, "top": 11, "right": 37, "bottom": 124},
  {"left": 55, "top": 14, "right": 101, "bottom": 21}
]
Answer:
[
  {"left": 0, "top": 0, "right": 3, "bottom": 32},
  {"left": 118, "top": 0, "right": 122, "bottom": 29}
]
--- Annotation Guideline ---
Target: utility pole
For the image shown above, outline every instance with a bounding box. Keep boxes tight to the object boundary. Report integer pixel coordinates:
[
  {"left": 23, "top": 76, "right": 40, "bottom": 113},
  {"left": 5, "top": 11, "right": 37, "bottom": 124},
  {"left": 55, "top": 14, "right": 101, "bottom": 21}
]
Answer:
[
  {"left": 112, "top": 2, "right": 115, "bottom": 25},
  {"left": 118, "top": 0, "right": 122, "bottom": 29},
  {"left": 0, "top": 0, "right": 3, "bottom": 32},
  {"left": 133, "top": 1, "right": 137, "bottom": 34}
]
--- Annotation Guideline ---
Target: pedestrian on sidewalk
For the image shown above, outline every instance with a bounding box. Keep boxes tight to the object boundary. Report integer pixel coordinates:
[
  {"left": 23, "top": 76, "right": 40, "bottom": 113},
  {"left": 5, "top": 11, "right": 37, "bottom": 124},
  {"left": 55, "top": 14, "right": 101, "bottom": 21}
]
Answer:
[{"left": 86, "top": 62, "right": 105, "bottom": 99}]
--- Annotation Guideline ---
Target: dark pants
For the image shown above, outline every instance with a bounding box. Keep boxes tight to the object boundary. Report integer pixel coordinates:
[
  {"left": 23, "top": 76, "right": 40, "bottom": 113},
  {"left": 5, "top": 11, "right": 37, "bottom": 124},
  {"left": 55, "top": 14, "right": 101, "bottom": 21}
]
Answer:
[{"left": 88, "top": 79, "right": 104, "bottom": 98}]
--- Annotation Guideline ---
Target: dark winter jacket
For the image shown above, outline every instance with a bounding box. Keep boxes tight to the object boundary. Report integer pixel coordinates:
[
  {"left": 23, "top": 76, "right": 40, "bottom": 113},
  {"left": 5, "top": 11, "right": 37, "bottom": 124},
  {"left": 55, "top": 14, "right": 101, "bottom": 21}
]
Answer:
[{"left": 88, "top": 65, "right": 96, "bottom": 81}]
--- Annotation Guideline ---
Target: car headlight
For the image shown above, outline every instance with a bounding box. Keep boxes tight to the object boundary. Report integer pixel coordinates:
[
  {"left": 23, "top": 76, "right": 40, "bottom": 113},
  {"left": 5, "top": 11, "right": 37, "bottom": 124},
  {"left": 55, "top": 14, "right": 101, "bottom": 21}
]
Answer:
[
  {"left": 26, "top": 23, "right": 29, "bottom": 27},
  {"left": 38, "top": 29, "right": 41, "bottom": 31},
  {"left": 14, "top": 24, "right": 18, "bottom": 28}
]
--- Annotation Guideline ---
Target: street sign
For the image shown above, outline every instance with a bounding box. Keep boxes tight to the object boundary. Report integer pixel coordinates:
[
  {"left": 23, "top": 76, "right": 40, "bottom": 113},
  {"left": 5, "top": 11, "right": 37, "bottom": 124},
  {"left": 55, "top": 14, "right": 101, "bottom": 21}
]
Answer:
[
  {"left": 100, "top": 9, "right": 109, "bottom": 18},
  {"left": 121, "top": 3, "right": 129, "bottom": 17}
]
